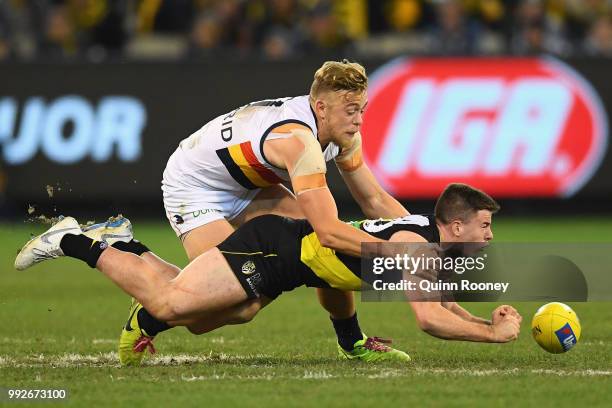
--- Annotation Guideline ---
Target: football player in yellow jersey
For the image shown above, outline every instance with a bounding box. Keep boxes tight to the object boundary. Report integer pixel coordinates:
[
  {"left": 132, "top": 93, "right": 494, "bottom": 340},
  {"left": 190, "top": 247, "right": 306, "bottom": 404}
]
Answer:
[{"left": 16, "top": 183, "right": 522, "bottom": 364}]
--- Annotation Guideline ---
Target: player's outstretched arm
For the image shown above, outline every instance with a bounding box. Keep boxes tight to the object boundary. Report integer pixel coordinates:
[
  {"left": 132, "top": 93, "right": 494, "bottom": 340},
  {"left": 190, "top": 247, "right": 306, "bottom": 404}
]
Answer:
[
  {"left": 442, "top": 301, "right": 492, "bottom": 325},
  {"left": 442, "top": 302, "right": 523, "bottom": 326},
  {"left": 297, "top": 185, "right": 386, "bottom": 256},
  {"left": 265, "top": 130, "right": 387, "bottom": 257},
  {"left": 387, "top": 231, "right": 520, "bottom": 343},
  {"left": 335, "top": 133, "right": 408, "bottom": 219},
  {"left": 410, "top": 301, "right": 521, "bottom": 343}
]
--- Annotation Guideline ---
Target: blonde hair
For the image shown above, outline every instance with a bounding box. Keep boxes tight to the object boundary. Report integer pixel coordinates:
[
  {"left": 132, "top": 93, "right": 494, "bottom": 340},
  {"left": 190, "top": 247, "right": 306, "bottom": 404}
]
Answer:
[{"left": 309, "top": 59, "right": 368, "bottom": 101}]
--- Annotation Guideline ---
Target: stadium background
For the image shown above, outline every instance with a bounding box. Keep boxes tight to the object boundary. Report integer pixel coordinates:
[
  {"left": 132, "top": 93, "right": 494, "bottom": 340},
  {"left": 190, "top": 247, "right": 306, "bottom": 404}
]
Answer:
[
  {"left": 1, "top": 0, "right": 612, "bottom": 218},
  {"left": 1, "top": 1, "right": 612, "bottom": 407}
]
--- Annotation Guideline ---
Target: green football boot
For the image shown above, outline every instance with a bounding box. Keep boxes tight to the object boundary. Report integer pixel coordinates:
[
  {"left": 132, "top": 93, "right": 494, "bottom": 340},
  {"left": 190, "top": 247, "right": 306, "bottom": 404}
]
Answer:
[
  {"left": 338, "top": 334, "right": 411, "bottom": 362},
  {"left": 118, "top": 300, "right": 156, "bottom": 367}
]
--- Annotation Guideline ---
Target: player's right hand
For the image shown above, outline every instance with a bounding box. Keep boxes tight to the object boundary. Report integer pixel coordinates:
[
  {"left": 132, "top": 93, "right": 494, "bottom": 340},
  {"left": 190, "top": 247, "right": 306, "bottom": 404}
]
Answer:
[
  {"left": 491, "top": 314, "right": 521, "bottom": 343},
  {"left": 492, "top": 305, "right": 523, "bottom": 325}
]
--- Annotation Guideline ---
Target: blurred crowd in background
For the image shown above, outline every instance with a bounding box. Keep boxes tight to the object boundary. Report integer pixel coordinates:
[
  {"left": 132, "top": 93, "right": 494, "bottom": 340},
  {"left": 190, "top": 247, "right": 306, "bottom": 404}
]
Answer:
[{"left": 0, "top": 0, "right": 610, "bottom": 62}]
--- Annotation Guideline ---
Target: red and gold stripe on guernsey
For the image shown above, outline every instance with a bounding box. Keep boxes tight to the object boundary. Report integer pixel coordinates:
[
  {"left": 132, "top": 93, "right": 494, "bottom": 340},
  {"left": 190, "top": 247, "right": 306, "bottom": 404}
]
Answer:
[{"left": 218, "top": 141, "right": 283, "bottom": 189}]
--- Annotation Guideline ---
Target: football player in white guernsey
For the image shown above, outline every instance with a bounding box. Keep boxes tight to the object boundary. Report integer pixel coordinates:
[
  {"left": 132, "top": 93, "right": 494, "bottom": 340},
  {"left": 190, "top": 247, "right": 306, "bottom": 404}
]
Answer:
[{"left": 130, "top": 60, "right": 411, "bottom": 365}]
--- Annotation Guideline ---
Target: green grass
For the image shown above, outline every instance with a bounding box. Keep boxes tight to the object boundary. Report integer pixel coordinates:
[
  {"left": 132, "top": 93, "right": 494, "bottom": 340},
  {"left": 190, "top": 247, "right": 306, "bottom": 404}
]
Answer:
[{"left": 1, "top": 217, "right": 612, "bottom": 407}]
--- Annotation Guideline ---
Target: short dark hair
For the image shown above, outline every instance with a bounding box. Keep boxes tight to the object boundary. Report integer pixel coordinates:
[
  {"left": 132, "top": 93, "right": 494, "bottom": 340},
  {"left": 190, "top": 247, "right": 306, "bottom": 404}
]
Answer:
[{"left": 434, "top": 183, "right": 500, "bottom": 224}]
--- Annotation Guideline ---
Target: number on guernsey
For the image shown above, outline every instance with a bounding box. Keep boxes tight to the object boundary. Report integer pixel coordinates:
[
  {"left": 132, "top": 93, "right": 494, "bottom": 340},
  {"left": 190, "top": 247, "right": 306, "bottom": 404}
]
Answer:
[
  {"left": 362, "top": 215, "right": 430, "bottom": 233},
  {"left": 247, "top": 97, "right": 293, "bottom": 108}
]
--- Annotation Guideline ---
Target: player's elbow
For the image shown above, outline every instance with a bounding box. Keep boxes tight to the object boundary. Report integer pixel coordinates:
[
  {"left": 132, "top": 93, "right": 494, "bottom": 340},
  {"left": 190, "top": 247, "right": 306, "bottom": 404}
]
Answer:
[
  {"left": 359, "top": 194, "right": 384, "bottom": 218},
  {"left": 316, "top": 230, "right": 337, "bottom": 249},
  {"left": 412, "top": 305, "right": 438, "bottom": 334},
  {"left": 313, "top": 223, "right": 341, "bottom": 249},
  {"left": 415, "top": 312, "right": 435, "bottom": 334}
]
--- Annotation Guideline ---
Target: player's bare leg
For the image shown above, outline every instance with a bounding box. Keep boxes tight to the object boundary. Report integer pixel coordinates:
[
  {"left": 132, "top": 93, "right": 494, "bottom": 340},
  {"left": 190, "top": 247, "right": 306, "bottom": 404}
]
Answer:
[
  {"left": 182, "top": 219, "right": 236, "bottom": 264},
  {"left": 230, "top": 184, "right": 305, "bottom": 226},
  {"left": 137, "top": 183, "right": 403, "bottom": 361},
  {"left": 97, "top": 247, "right": 249, "bottom": 322},
  {"left": 231, "top": 184, "right": 374, "bottom": 355},
  {"left": 174, "top": 185, "right": 304, "bottom": 269},
  {"left": 181, "top": 184, "right": 309, "bottom": 328},
  {"left": 316, "top": 288, "right": 355, "bottom": 319},
  {"left": 82, "top": 216, "right": 181, "bottom": 280},
  {"left": 173, "top": 297, "right": 273, "bottom": 334},
  {"left": 116, "top": 217, "right": 246, "bottom": 337},
  {"left": 234, "top": 184, "right": 358, "bottom": 315},
  {"left": 140, "top": 252, "right": 181, "bottom": 280}
]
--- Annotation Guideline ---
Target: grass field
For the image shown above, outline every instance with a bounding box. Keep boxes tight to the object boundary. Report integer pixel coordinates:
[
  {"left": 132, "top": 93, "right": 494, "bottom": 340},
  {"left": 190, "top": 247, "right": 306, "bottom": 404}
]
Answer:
[{"left": 1, "top": 217, "right": 612, "bottom": 407}]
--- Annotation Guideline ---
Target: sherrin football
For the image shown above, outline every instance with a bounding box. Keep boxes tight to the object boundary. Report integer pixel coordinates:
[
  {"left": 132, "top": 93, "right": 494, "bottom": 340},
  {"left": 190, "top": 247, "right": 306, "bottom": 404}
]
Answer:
[{"left": 531, "top": 302, "right": 581, "bottom": 354}]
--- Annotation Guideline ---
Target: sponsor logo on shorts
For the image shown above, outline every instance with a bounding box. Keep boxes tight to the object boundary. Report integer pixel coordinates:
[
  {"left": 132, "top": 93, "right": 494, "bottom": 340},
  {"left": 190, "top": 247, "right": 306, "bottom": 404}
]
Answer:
[
  {"left": 241, "top": 260, "right": 256, "bottom": 275},
  {"left": 246, "top": 272, "right": 261, "bottom": 297},
  {"left": 172, "top": 209, "right": 218, "bottom": 225},
  {"left": 191, "top": 209, "right": 218, "bottom": 218},
  {"left": 554, "top": 322, "right": 577, "bottom": 351},
  {"left": 363, "top": 57, "right": 608, "bottom": 198}
]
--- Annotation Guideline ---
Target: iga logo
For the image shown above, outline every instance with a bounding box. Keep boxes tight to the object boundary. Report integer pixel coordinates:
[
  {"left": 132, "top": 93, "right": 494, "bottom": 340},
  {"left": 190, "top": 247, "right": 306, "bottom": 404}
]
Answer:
[{"left": 362, "top": 58, "right": 608, "bottom": 198}]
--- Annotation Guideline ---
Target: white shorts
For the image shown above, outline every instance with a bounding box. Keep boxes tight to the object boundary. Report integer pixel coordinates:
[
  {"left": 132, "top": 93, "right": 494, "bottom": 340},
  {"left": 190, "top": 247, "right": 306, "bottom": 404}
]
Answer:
[{"left": 163, "top": 186, "right": 260, "bottom": 237}]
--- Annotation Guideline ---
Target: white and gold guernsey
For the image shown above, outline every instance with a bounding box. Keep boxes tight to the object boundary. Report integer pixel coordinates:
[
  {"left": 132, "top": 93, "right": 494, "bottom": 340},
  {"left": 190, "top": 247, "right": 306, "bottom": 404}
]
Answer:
[{"left": 162, "top": 95, "right": 343, "bottom": 236}]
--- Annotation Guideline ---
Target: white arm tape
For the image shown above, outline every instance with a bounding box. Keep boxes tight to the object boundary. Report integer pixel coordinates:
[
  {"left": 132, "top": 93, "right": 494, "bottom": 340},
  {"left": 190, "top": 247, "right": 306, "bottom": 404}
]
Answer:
[{"left": 290, "top": 128, "right": 327, "bottom": 178}]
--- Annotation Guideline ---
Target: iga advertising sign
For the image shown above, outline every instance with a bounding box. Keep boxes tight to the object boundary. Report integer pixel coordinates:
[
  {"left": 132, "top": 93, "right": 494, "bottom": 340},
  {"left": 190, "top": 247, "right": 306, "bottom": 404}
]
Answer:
[{"left": 362, "top": 57, "right": 609, "bottom": 198}]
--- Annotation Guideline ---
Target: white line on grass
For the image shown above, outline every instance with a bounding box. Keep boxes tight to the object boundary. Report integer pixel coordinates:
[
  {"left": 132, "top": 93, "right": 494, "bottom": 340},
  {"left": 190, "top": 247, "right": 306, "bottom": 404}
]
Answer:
[
  {"left": 1, "top": 354, "right": 611, "bottom": 377},
  {"left": 0, "top": 337, "right": 57, "bottom": 344},
  {"left": 92, "top": 339, "right": 116, "bottom": 344}
]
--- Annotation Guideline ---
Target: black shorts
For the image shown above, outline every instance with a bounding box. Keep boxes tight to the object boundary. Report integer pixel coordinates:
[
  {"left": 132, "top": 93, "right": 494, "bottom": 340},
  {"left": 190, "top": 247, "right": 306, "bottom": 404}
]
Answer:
[{"left": 217, "top": 215, "right": 329, "bottom": 300}]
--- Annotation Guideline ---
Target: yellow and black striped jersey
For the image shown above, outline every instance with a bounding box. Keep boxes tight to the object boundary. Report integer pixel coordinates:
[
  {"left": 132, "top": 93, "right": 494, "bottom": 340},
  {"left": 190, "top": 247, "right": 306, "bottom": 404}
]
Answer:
[
  {"left": 217, "top": 214, "right": 440, "bottom": 299},
  {"left": 299, "top": 214, "right": 440, "bottom": 291}
]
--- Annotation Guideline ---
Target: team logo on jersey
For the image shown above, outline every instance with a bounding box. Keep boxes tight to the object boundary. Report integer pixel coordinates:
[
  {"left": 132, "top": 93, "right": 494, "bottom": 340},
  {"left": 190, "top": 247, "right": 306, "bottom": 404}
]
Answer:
[
  {"left": 362, "top": 57, "right": 608, "bottom": 198},
  {"left": 241, "top": 260, "right": 257, "bottom": 275}
]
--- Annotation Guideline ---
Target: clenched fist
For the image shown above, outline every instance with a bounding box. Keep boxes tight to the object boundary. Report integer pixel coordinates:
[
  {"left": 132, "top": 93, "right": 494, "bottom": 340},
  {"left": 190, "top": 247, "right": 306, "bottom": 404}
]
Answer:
[{"left": 492, "top": 304, "right": 522, "bottom": 325}]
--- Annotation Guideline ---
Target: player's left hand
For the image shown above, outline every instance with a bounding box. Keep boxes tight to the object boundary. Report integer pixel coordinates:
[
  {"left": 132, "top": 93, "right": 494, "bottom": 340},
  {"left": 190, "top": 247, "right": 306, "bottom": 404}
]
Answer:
[{"left": 492, "top": 305, "right": 522, "bottom": 325}]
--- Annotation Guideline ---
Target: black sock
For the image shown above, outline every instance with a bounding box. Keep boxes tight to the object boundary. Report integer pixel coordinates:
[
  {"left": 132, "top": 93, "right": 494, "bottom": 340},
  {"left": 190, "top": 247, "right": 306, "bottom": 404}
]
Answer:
[
  {"left": 59, "top": 234, "right": 108, "bottom": 268},
  {"left": 137, "top": 307, "right": 171, "bottom": 337},
  {"left": 331, "top": 313, "right": 363, "bottom": 351},
  {"left": 112, "top": 240, "right": 166, "bottom": 336},
  {"left": 112, "top": 240, "right": 150, "bottom": 256}
]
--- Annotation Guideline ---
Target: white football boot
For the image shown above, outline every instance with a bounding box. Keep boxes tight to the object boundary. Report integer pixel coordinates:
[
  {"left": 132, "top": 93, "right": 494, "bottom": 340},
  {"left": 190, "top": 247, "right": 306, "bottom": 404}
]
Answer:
[
  {"left": 15, "top": 216, "right": 82, "bottom": 271},
  {"left": 82, "top": 216, "right": 133, "bottom": 245}
]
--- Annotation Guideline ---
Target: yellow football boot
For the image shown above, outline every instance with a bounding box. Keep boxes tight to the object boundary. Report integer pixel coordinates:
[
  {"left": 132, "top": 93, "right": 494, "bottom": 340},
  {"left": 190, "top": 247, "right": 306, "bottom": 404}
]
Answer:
[{"left": 118, "top": 300, "right": 156, "bottom": 367}]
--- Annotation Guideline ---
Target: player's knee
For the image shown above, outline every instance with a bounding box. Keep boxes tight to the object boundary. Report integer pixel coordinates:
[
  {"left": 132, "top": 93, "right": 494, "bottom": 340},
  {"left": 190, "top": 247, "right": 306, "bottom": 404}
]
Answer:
[
  {"left": 144, "top": 301, "right": 175, "bottom": 322},
  {"left": 414, "top": 312, "right": 435, "bottom": 334},
  {"left": 230, "top": 301, "right": 261, "bottom": 323},
  {"left": 162, "top": 302, "right": 189, "bottom": 322},
  {"left": 186, "top": 323, "right": 210, "bottom": 335},
  {"left": 144, "top": 296, "right": 184, "bottom": 322}
]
